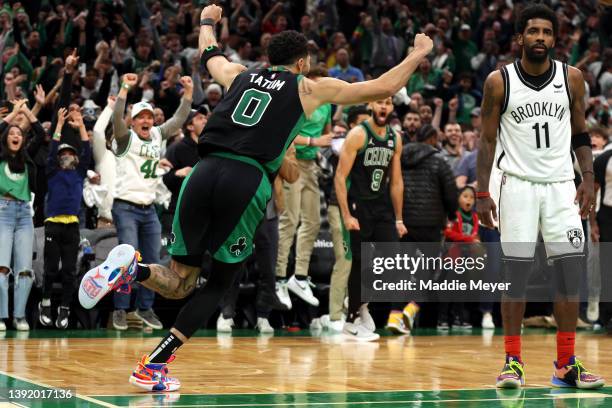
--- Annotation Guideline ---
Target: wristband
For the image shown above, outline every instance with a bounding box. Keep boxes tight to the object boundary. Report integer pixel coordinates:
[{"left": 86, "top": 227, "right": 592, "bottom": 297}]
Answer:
[
  {"left": 121, "top": 83, "right": 130, "bottom": 90},
  {"left": 476, "top": 191, "right": 490, "bottom": 199},
  {"left": 200, "top": 18, "right": 216, "bottom": 26},
  {"left": 307, "top": 137, "right": 312, "bottom": 146},
  {"left": 53, "top": 132, "right": 61, "bottom": 141},
  {"left": 200, "top": 45, "right": 226, "bottom": 71},
  {"left": 572, "top": 131, "right": 590, "bottom": 150},
  {"left": 396, "top": 220, "right": 404, "bottom": 224},
  {"left": 582, "top": 170, "right": 594, "bottom": 177}
]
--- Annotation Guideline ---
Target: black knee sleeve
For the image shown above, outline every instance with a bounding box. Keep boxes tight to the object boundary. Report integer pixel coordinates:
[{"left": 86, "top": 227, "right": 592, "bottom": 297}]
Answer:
[
  {"left": 554, "top": 256, "right": 583, "bottom": 299},
  {"left": 173, "top": 259, "right": 243, "bottom": 338},
  {"left": 502, "top": 260, "right": 531, "bottom": 299}
]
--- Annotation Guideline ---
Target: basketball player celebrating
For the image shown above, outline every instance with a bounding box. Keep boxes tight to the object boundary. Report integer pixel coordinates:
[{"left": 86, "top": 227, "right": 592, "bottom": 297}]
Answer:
[
  {"left": 78, "top": 5, "right": 433, "bottom": 391},
  {"left": 477, "top": 4, "right": 603, "bottom": 389},
  {"left": 335, "top": 97, "right": 406, "bottom": 341}
]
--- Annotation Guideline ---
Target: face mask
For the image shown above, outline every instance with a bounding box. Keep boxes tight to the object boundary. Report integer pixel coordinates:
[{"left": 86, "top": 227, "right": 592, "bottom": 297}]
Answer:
[{"left": 59, "top": 154, "right": 78, "bottom": 170}]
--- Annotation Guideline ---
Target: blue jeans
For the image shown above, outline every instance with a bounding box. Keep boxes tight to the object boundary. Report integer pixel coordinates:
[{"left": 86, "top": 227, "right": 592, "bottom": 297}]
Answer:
[
  {"left": 111, "top": 201, "right": 161, "bottom": 311},
  {"left": 0, "top": 199, "right": 34, "bottom": 319}
]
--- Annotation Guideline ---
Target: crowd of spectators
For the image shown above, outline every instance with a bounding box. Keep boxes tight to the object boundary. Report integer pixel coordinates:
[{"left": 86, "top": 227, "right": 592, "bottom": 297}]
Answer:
[{"left": 0, "top": 0, "right": 609, "bottom": 332}]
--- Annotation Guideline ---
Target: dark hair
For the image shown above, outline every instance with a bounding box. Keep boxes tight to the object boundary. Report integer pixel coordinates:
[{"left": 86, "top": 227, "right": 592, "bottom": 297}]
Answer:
[
  {"left": 0, "top": 125, "right": 26, "bottom": 173},
  {"left": 516, "top": 3, "right": 558, "bottom": 37},
  {"left": 267, "top": 30, "right": 309, "bottom": 66},
  {"left": 416, "top": 124, "right": 437, "bottom": 142},
  {"left": 403, "top": 108, "right": 420, "bottom": 119},
  {"left": 459, "top": 185, "right": 476, "bottom": 196},
  {"left": 347, "top": 105, "right": 369, "bottom": 126},
  {"left": 590, "top": 126, "right": 609, "bottom": 140}
]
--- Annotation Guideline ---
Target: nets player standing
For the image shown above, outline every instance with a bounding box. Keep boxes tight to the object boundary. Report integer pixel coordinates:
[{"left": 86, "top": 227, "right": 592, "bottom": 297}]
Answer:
[
  {"left": 335, "top": 97, "right": 406, "bottom": 341},
  {"left": 78, "top": 5, "right": 433, "bottom": 391},
  {"left": 477, "top": 4, "right": 603, "bottom": 389}
]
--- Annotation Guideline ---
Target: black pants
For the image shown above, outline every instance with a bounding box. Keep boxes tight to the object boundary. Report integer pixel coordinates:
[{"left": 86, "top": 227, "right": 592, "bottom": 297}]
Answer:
[
  {"left": 397, "top": 226, "right": 443, "bottom": 311},
  {"left": 43, "top": 222, "right": 80, "bottom": 307},
  {"left": 599, "top": 213, "right": 612, "bottom": 325},
  {"left": 220, "top": 216, "right": 279, "bottom": 319},
  {"left": 347, "top": 198, "right": 397, "bottom": 322}
]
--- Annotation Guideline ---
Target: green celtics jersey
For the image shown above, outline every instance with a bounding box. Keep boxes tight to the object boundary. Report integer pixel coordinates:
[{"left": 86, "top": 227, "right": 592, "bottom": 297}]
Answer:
[
  {"left": 348, "top": 121, "right": 396, "bottom": 200},
  {"left": 198, "top": 67, "right": 306, "bottom": 175}
]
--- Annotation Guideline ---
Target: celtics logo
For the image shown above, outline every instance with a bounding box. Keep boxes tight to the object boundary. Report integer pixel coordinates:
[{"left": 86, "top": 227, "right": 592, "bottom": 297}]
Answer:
[{"left": 230, "top": 237, "right": 247, "bottom": 256}]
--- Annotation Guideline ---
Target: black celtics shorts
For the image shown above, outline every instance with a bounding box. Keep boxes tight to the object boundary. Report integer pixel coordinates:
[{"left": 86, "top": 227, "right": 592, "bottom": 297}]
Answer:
[{"left": 169, "top": 152, "right": 272, "bottom": 265}]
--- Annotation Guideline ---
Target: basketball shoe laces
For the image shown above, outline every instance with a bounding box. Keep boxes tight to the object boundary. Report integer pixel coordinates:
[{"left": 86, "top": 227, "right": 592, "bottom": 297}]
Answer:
[
  {"left": 563, "top": 358, "right": 597, "bottom": 381},
  {"left": 501, "top": 359, "right": 525, "bottom": 380},
  {"left": 135, "top": 355, "right": 176, "bottom": 382},
  {"left": 112, "top": 251, "right": 141, "bottom": 295}
]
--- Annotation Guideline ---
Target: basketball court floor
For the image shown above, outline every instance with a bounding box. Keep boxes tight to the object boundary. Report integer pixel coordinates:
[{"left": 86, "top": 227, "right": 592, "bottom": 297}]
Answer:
[{"left": 1, "top": 329, "right": 611, "bottom": 407}]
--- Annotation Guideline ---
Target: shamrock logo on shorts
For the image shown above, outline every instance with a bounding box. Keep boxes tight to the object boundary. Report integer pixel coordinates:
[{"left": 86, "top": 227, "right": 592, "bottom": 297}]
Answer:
[{"left": 230, "top": 237, "right": 247, "bottom": 256}]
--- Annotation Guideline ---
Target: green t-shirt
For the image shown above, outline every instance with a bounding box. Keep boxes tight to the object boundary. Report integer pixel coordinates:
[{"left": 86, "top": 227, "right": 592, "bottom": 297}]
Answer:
[
  {"left": 0, "top": 161, "right": 30, "bottom": 202},
  {"left": 295, "top": 103, "right": 332, "bottom": 160}
]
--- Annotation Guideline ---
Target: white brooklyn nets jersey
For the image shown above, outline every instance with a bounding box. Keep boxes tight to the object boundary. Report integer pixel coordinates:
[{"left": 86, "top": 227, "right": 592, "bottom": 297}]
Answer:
[
  {"left": 113, "top": 127, "right": 162, "bottom": 205},
  {"left": 497, "top": 59, "right": 573, "bottom": 182}
]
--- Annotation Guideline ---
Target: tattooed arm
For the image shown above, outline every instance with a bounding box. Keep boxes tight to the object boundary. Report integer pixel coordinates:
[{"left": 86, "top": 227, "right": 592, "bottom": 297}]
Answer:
[
  {"left": 140, "top": 262, "right": 200, "bottom": 300},
  {"left": 568, "top": 66, "right": 594, "bottom": 219},
  {"left": 476, "top": 70, "right": 504, "bottom": 228}
]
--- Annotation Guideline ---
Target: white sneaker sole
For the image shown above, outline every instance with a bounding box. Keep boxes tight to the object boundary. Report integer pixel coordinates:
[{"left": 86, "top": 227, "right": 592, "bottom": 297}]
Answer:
[
  {"left": 342, "top": 331, "right": 380, "bottom": 342},
  {"left": 79, "top": 244, "right": 136, "bottom": 309},
  {"left": 129, "top": 373, "right": 181, "bottom": 392},
  {"left": 287, "top": 279, "right": 319, "bottom": 306}
]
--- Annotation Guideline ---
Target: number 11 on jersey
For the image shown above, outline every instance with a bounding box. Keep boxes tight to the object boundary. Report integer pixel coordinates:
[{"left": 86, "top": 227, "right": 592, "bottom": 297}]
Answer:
[{"left": 532, "top": 122, "right": 550, "bottom": 149}]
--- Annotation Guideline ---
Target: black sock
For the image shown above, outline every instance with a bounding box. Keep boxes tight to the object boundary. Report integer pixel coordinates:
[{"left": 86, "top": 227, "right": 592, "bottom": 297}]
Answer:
[
  {"left": 136, "top": 264, "right": 151, "bottom": 282},
  {"left": 148, "top": 333, "right": 183, "bottom": 364},
  {"left": 275, "top": 276, "right": 286, "bottom": 282},
  {"left": 295, "top": 275, "right": 307, "bottom": 281}
]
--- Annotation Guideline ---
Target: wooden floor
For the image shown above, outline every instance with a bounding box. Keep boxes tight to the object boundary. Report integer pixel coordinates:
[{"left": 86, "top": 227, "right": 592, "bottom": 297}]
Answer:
[{"left": 1, "top": 329, "right": 612, "bottom": 407}]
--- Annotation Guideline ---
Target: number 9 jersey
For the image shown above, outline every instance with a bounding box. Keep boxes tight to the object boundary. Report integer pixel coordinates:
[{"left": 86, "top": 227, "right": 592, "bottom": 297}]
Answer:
[
  {"left": 198, "top": 67, "right": 306, "bottom": 176},
  {"left": 348, "top": 122, "right": 396, "bottom": 201},
  {"left": 497, "top": 59, "right": 574, "bottom": 183}
]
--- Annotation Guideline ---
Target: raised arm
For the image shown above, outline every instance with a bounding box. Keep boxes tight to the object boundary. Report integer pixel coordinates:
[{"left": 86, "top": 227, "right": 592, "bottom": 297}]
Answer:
[
  {"left": 334, "top": 126, "right": 367, "bottom": 231},
  {"left": 568, "top": 66, "right": 594, "bottom": 219},
  {"left": 159, "top": 76, "right": 193, "bottom": 140},
  {"left": 301, "top": 34, "right": 432, "bottom": 115},
  {"left": 93, "top": 96, "right": 115, "bottom": 164},
  {"left": 47, "top": 107, "right": 68, "bottom": 177},
  {"left": 198, "top": 5, "right": 247, "bottom": 89},
  {"left": 112, "top": 74, "right": 137, "bottom": 154},
  {"left": 475, "top": 70, "right": 504, "bottom": 228}
]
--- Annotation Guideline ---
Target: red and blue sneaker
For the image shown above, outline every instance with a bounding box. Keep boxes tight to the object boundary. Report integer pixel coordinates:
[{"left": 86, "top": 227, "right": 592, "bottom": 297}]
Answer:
[
  {"left": 129, "top": 355, "right": 181, "bottom": 392},
  {"left": 78, "top": 244, "right": 139, "bottom": 309},
  {"left": 551, "top": 356, "right": 604, "bottom": 389},
  {"left": 496, "top": 356, "right": 525, "bottom": 388}
]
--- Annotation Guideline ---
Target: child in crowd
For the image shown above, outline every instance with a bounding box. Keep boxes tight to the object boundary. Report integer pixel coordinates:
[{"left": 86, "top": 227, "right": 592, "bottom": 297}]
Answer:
[
  {"left": 39, "top": 108, "right": 91, "bottom": 329},
  {"left": 439, "top": 186, "right": 480, "bottom": 330}
]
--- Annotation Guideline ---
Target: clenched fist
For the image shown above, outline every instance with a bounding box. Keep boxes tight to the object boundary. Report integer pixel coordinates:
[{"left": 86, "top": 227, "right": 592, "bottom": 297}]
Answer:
[
  {"left": 122, "top": 73, "right": 138, "bottom": 87},
  {"left": 414, "top": 33, "right": 434, "bottom": 55},
  {"left": 179, "top": 76, "right": 193, "bottom": 91},
  {"left": 200, "top": 5, "right": 223, "bottom": 24}
]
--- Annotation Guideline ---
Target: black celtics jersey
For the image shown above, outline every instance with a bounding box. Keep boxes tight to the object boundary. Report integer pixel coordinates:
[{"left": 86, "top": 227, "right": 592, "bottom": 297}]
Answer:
[
  {"left": 198, "top": 67, "right": 306, "bottom": 174},
  {"left": 348, "top": 122, "right": 396, "bottom": 200}
]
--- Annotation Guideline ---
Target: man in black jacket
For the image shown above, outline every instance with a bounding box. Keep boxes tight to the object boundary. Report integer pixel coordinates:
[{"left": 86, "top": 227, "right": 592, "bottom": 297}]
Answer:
[
  {"left": 162, "top": 106, "right": 209, "bottom": 233},
  {"left": 402, "top": 124, "right": 458, "bottom": 243}
]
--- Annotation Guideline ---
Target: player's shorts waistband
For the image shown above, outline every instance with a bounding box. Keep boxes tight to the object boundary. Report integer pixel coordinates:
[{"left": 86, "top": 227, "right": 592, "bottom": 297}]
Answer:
[
  {"left": 207, "top": 151, "right": 266, "bottom": 174},
  {"left": 502, "top": 172, "right": 575, "bottom": 185}
]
